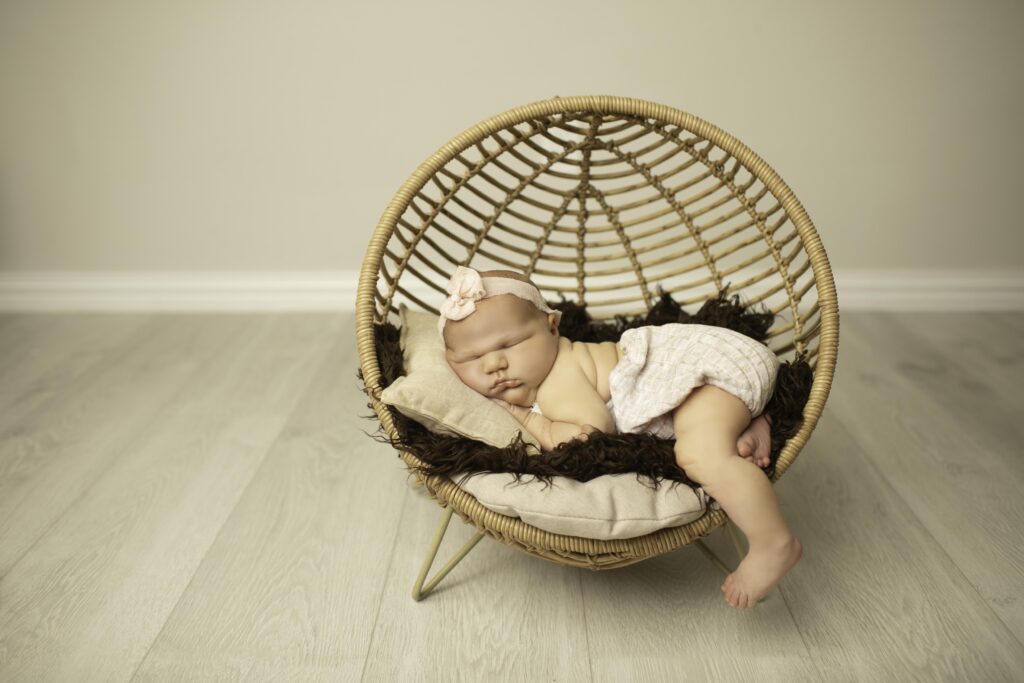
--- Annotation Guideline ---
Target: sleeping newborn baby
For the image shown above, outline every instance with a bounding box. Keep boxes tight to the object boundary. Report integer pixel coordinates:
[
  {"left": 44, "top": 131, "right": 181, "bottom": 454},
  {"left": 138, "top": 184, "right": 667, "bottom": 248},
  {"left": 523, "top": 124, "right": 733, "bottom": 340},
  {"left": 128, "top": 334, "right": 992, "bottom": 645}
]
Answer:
[{"left": 439, "top": 266, "right": 802, "bottom": 609}]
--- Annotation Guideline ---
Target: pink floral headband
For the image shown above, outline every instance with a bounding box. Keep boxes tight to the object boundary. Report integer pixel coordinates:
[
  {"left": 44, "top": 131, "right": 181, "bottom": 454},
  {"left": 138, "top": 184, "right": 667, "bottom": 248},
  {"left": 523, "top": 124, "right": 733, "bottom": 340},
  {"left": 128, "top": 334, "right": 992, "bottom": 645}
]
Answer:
[{"left": 438, "top": 266, "right": 561, "bottom": 338}]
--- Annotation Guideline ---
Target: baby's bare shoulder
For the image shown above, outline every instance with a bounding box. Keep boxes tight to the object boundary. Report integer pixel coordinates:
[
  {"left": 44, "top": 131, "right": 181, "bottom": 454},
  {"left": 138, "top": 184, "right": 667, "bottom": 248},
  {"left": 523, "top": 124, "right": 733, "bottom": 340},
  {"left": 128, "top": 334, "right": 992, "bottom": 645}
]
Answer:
[
  {"left": 537, "top": 348, "right": 588, "bottom": 398},
  {"left": 568, "top": 340, "right": 598, "bottom": 387},
  {"left": 536, "top": 341, "right": 614, "bottom": 431},
  {"left": 570, "top": 340, "right": 620, "bottom": 402}
]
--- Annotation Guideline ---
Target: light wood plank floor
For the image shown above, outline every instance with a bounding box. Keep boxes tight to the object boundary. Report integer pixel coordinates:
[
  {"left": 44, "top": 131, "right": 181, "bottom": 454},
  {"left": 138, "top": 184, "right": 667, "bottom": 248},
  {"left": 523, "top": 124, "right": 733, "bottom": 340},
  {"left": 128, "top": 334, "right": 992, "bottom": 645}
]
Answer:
[{"left": 1, "top": 312, "right": 1022, "bottom": 682}]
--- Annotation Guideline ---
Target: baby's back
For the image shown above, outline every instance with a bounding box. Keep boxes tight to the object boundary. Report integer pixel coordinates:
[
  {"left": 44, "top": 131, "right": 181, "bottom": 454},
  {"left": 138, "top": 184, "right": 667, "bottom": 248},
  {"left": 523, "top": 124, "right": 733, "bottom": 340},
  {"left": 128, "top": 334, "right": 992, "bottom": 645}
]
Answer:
[
  {"left": 563, "top": 339, "right": 623, "bottom": 402},
  {"left": 532, "top": 338, "right": 623, "bottom": 431}
]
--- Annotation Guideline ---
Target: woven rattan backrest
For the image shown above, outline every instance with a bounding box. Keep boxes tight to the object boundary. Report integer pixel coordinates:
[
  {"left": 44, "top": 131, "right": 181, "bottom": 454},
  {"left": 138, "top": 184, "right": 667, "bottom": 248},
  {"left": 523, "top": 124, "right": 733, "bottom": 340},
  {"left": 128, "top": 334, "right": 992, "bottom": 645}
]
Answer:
[{"left": 357, "top": 96, "right": 839, "bottom": 478}]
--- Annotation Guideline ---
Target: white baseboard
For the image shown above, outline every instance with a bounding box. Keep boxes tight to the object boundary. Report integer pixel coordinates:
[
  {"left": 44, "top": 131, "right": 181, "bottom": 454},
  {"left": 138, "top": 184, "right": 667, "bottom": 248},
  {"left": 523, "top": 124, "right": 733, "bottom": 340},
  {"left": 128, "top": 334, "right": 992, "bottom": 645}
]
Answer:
[
  {"left": 0, "top": 268, "right": 1021, "bottom": 312},
  {"left": 832, "top": 269, "right": 1024, "bottom": 311}
]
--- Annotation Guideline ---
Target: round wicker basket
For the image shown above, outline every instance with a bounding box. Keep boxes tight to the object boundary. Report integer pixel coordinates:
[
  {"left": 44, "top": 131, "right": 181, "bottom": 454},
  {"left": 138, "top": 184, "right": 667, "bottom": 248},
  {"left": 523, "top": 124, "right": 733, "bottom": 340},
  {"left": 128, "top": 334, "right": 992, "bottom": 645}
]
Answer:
[{"left": 356, "top": 94, "right": 839, "bottom": 571}]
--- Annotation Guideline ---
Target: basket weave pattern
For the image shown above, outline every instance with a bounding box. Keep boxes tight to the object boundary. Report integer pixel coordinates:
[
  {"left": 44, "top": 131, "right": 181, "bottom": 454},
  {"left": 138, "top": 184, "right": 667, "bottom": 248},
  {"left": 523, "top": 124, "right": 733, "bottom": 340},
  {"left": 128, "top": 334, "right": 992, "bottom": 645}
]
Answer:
[{"left": 356, "top": 95, "right": 839, "bottom": 569}]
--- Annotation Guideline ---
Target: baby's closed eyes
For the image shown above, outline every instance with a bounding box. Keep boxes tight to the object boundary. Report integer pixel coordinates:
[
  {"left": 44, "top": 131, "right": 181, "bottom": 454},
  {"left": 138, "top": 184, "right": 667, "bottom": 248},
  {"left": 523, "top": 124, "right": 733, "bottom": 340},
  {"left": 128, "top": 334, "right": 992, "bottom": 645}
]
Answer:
[{"left": 452, "top": 335, "right": 528, "bottom": 363}]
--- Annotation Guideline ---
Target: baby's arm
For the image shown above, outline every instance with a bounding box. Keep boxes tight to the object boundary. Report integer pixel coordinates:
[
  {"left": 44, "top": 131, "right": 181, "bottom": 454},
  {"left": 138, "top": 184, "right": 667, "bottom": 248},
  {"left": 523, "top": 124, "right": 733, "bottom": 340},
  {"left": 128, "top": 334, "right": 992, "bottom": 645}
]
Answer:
[
  {"left": 493, "top": 373, "right": 614, "bottom": 450},
  {"left": 490, "top": 400, "right": 598, "bottom": 451},
  {"left": 542, "top": 379, "right": 614, "bottom": 436},
  {"left": 545, "top": 419, "right": 602, "bottom": 450},
  {"left": 492, "top": 347, "right": 615, "bottom": 450}
]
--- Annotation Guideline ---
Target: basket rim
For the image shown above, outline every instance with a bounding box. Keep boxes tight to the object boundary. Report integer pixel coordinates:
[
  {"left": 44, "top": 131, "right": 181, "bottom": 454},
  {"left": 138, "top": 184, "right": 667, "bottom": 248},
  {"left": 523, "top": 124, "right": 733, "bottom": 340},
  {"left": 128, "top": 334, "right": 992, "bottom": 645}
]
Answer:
[{"left": 354, "top": 94, "right": 839, "bottom": 564}]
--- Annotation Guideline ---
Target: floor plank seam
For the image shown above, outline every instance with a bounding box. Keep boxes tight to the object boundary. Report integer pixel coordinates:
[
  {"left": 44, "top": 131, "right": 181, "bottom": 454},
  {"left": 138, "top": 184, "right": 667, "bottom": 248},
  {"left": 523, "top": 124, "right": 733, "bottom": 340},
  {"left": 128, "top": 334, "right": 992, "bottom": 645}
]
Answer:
[
  {"left": 126, "top": 395, "right": 306, "bottom": 681},
  {"left": 0, "top": 318, "right": 255, "bottom": 582},
  {"left": 778, "top": 586, "right": 823, "bottom": 678},
  {"left": 877, "top": 312, "right": 1024, "bottom": 421},
  {"left": 828, "top": 408, "right": 1024, "bottom": 652},
  {"left": 128, "top": 317, "right": 344, "bottom": 678},
  {"left": 359, "top": 482, "right": 410, "bottom": 683},
  {"left": 577, "top": 568, "right": 595, "bottom": 683},
  {"left": 0, "top": 388, "right": 187, "bottom": 584}
]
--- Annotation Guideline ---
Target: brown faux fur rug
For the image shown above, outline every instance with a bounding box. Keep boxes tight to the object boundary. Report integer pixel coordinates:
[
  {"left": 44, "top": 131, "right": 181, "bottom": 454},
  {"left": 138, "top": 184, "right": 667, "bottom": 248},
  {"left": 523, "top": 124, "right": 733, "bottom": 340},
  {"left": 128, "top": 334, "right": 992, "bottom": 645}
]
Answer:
[{"left": 357, "top": 286, "right": 814, "bottom": 499}]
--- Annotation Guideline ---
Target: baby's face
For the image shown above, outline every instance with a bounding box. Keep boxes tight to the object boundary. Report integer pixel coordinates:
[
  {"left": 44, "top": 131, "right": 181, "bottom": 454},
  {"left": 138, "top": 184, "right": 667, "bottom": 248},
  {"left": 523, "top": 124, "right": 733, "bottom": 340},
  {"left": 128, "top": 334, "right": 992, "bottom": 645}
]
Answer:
[{"left": 443, "top": 294, "right": 560, "bottom": 406}]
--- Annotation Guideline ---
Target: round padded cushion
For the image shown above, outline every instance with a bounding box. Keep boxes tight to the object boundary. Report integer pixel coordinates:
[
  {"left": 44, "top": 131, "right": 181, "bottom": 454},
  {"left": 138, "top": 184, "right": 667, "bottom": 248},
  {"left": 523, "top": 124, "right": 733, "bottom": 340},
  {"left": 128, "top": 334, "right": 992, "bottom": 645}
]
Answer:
[{"left": 457, "top": 471, "right": 721, "bottom": 540}]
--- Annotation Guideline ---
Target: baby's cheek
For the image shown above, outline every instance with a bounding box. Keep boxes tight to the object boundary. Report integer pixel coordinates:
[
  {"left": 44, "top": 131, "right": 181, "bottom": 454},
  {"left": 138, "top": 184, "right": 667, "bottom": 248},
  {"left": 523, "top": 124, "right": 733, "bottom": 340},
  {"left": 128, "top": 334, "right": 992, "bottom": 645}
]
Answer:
[{"left": 454, "top": 367, "right": 481, "bottom": 391}]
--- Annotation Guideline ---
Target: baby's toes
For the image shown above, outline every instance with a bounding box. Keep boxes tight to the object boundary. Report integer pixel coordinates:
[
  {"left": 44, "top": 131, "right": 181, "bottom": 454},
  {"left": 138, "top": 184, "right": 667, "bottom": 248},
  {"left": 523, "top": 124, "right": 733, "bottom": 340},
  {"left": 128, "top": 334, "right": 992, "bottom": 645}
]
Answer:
[
  {"left": 736, "top": 436, "right": 754, "bottom": 459},
  {"left": 753, "top": 442, "right": 770, "bottom": 467}
]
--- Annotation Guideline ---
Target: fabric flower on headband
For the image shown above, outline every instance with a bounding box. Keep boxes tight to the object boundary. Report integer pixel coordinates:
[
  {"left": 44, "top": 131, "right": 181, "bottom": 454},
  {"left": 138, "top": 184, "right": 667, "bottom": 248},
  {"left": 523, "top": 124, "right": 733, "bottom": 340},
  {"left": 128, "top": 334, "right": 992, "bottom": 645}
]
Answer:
[
  {"left": 439, "top": 265, "right": 486, "bottom": 323},
  {"left": 437, "top": 265, "right": 560, "bottom": 339}
]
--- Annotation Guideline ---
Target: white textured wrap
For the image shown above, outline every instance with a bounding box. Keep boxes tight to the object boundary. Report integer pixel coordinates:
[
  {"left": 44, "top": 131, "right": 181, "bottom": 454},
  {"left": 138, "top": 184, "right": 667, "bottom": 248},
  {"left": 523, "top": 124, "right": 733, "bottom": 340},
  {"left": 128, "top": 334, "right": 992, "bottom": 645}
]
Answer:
[{"left": 607, "top": 324, "right": 780, "bottom": 439}]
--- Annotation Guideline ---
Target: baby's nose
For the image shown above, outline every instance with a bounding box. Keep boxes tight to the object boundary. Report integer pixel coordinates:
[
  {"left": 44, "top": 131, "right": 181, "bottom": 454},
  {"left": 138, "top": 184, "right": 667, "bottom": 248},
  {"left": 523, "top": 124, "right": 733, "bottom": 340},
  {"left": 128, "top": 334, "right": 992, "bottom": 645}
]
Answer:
[{"left": 484, "top": 354, "right": 507, "bottom": 371}]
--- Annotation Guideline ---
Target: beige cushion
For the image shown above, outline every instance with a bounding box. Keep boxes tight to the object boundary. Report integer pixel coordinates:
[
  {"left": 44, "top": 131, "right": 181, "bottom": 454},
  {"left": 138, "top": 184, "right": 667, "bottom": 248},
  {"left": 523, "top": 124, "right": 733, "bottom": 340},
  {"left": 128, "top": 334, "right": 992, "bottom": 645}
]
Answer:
[
  {"left": 379, "top": 304, "right": 541, "bottom": 448},
  {"left": 459, "top": 472, "right": 712, "bottom": 540},
  {"left": 379, "top": 304, "right": 715, "bottom": 540}
]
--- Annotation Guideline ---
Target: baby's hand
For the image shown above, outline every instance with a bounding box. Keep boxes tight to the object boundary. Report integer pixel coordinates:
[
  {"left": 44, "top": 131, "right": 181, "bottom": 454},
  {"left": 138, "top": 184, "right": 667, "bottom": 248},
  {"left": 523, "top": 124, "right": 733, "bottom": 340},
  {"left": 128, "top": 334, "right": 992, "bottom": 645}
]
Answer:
[{"left": 489, "top": 398, "right": 534, "bottom": 426}]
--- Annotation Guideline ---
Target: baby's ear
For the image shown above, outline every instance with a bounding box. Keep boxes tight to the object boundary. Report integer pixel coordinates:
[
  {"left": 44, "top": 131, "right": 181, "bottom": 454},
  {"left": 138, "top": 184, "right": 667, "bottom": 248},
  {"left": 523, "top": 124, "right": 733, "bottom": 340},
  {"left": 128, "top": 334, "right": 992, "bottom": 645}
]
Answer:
[{"left": 547, "top": 310, "right": 561, "bottom": 334}]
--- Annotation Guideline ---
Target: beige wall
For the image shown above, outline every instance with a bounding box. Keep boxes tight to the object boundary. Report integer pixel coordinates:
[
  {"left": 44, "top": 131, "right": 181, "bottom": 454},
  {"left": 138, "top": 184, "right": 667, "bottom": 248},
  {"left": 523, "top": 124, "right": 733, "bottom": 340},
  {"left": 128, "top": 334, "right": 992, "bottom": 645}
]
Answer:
[{"left": 1, "top": 0, "right": 1022, "bottom": 273}]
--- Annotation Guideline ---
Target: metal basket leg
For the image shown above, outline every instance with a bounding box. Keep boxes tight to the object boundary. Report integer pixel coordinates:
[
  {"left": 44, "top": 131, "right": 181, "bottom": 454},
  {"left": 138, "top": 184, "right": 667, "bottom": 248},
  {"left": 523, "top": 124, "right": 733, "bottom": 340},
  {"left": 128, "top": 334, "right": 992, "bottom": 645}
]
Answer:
[
  {"left": 412, "top": 505, "right": 486, "bottom": 601},
  {"left": 694, "top": 519, "right": 747, "bottom": 576},
  {"left": 724, "top": 518, "right": 747, "bottom": 561}
]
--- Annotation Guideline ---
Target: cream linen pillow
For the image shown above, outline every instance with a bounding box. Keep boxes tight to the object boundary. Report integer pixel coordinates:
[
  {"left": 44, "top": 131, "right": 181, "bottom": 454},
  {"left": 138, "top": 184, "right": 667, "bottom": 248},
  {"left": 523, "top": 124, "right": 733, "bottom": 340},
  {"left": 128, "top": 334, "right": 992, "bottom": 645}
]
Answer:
[
  {"left": 458, "top": 472, "right": 712, "bottom": 540},
  {"left": 379, "top": 304, "right": 541, "bottom": 449}
]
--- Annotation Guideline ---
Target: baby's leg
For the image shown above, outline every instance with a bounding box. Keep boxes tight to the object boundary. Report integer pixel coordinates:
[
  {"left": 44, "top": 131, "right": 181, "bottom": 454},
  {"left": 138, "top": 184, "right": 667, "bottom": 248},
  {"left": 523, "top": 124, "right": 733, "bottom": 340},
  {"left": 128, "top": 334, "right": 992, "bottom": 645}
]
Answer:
[{"left": 672, "top": 384, "right": 802, "bottom": 608}]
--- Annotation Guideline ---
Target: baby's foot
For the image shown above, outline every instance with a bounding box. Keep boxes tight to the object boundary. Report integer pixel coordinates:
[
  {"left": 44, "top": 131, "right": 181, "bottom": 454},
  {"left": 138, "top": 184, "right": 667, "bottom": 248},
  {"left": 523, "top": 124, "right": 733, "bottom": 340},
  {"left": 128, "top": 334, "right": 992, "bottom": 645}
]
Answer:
[
  {"left": 721, "top": 536, "right": 802, "bottom": 608},
  {"left": 736, "top": 413, "right": 772, "bottom": 468}
]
